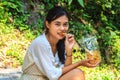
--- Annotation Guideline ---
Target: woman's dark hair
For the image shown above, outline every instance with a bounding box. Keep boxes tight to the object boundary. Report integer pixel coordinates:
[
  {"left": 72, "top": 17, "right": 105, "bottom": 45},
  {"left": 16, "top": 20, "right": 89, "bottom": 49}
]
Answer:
[
  {"left": 45, "top": 6, "right": 69, "bottom": 64},
  {"left": 57, "top": 38, "right": 65, "bottom": 64},
  {"left": 46, "top": 6, "right": 69, "bottom": 23}
]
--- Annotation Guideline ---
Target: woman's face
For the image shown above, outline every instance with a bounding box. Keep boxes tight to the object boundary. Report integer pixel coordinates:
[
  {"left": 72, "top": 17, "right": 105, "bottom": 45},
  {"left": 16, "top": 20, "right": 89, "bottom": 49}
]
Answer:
[{"left": 46, "top": 15, "right": 69, "bottom": 40}]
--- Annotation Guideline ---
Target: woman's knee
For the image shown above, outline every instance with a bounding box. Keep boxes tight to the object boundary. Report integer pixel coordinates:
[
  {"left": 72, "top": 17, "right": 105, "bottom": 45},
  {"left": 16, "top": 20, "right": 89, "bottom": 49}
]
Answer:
[
  {"left": 72, "top": 68, "right": 85, "bottom": 79},
  {"left": 59, "top": 68, "right": 85, "bottom": 80},
  {"left": 75, "top": 68, "right": 84, "bottom": 75}
]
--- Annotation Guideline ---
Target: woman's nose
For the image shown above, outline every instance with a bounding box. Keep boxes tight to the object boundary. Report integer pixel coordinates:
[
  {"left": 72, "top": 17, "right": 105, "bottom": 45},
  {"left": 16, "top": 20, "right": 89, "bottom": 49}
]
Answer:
[{"left": 60, "top": 26, "right": 65, "bottom": 30}]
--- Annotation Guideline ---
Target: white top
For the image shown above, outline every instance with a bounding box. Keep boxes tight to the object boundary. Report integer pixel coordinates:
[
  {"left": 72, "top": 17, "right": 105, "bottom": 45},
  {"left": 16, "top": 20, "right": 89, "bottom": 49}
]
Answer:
[{"left": 22, "top": 33, "right": 64, "bottom": 80}]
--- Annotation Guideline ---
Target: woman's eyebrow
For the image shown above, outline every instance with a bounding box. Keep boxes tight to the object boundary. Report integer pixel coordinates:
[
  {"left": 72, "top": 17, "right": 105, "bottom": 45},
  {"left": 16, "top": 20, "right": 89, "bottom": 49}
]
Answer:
[
  {"left": 54, "top": 21, "right": 60, "bottom": 23},
  {"left": 64, "top": 22, "right": 69, "bottom": 24},
  {"left": 54, "top": 21, "right": 68, "bottom": 24}
]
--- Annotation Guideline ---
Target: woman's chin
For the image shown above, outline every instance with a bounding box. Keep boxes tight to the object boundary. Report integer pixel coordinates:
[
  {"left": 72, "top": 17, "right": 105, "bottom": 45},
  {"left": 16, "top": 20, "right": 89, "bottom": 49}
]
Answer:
[{"left": 57, "top": 33, "right": 65, "bottom": 40}]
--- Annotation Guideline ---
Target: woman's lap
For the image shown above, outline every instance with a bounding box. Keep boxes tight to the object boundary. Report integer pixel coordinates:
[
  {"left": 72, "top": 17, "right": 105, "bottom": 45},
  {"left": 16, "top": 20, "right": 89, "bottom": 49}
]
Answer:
[
  {"left": 20, "top": 74, "right": 49, "bottom": 80},
  {"left": 59, "top": 68, "right": 85, "bottom": 80}
]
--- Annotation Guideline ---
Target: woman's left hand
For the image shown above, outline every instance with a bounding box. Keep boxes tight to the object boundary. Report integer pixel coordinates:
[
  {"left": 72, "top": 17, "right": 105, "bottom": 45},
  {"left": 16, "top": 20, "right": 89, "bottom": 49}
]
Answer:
[{"left": 80, "top": 59, "right": 100, "bottom": 68}]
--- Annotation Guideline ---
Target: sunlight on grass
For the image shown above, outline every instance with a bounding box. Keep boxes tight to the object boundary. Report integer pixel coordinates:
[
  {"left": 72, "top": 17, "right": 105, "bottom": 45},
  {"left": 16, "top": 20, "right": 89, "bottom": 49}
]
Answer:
[
  {"left": 72, "top": 51, "right": 120, "bottom": 80},
  {"left": 0, "top": 23, "right": 35, "bottom": 68}
]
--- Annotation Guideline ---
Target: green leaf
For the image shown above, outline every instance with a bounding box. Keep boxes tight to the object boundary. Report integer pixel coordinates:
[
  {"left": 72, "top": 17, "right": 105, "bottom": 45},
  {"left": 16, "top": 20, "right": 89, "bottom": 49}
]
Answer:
[
  {"left": 77, "top": 0, "right": 84, "bottom": 7},
  {"left": 68, "top": 0, "right": 73, "bottom": 5}
]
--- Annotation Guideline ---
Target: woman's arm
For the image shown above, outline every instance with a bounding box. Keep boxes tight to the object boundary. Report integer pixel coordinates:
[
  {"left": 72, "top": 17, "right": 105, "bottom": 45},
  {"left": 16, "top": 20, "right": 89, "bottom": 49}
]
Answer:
[
  {"left": 62, "top": 59, "right": 99, "bottom": 75},
  {"left": 64, "top": 42, "right": 80, "bottom": 66},
  {"left": 64, "top": 50, "right": 72, "bottom": 66},
  {"left": 64, "top": 34, "right": 74, "bottom": 66}
]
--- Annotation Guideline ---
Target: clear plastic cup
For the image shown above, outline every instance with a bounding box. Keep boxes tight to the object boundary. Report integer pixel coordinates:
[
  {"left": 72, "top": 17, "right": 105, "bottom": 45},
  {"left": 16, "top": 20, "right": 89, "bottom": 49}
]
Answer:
[
  {"left": 79, "top": 35, "right": 101, "bottom": 64},
  {"left": 85, "top": 49, "right": 101, "bottom": 64}
]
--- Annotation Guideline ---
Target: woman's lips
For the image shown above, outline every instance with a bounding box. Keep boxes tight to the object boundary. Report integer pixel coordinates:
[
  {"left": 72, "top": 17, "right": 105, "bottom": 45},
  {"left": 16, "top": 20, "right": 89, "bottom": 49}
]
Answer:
[
  {"left": 62, "top": 32, "right": 66, "bottom": 36},
  {"left": 58, "top": 32, "right": 66, "bottom": 36}
]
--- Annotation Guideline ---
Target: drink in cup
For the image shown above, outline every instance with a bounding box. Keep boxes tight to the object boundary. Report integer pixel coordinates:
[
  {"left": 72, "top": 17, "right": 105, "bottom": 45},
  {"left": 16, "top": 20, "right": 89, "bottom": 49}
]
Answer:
[
  {"left": 80, "top": 35, "right": 101, "bottom": 65},
  {"left": 85, "top": 49, "right": 101, "bottom": 64}
]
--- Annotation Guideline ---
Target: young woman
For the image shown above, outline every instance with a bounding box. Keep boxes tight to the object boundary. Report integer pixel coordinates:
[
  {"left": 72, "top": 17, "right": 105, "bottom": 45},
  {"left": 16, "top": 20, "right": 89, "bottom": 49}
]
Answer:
[{"left": 20, "top": 6, "right": 99, "bottom": 80}]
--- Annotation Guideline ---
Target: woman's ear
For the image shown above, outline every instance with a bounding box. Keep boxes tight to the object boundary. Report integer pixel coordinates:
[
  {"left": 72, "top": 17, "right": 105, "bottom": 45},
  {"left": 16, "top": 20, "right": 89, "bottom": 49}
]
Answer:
[{"left": 45, "top": 21, "right": 49, "bottom": 29}]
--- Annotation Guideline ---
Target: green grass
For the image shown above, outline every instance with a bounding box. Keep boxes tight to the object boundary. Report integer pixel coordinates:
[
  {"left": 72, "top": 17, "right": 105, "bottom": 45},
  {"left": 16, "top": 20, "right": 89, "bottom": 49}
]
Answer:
[
  {"left": 72, "top": 51, "right": 120, "bottom": 80},
  {"left": 0, "top": 23, "right": 35, "bottom": 68}
]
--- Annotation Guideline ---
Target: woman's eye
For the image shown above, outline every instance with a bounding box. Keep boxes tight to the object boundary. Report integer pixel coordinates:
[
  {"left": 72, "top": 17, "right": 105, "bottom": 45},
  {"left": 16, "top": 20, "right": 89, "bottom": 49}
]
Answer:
[
  {"left": 64, "top": 23, "right": 69, "bottom": 27},
  {"left": 55, "top": 24, "right": 60, "bottom": 26}
]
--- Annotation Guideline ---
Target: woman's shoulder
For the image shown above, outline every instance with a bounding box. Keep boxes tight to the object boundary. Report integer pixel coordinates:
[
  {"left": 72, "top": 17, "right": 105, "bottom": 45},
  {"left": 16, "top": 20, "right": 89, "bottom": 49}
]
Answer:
[
  {"left": 36, "top": 33, "right": 46, "bottom": 41},
  {"left": 31, "top": 33, "right": 49, "bottom": 46}
]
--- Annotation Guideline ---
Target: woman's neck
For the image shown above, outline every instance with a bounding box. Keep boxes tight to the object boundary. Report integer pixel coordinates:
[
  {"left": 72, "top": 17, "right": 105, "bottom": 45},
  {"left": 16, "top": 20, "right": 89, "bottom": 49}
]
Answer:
[{"left": 46, "top": 33, "right": 58, "bottom": 55}]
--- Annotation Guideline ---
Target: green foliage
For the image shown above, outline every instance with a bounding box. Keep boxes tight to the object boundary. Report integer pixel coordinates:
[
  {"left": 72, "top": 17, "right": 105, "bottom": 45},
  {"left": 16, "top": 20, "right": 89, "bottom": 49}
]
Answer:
[
  {"left": 0, "top": 0, "right": 29, "bottom": 31},
  {"left": 0, "top": 0, "right": 35, "bottom": 67},
  {"left": 77, "top": 0, "right": 84, "bottom": 7},
  {"left": 69, "top": 21, "right": 95, "bottom": 41},
  {"left": 72, "top": 50, "right": 120, "bottom": 80},
  {"left": 0, "top": 22, "right": 35, "bottom": 67},
  {"left": 81, "top": 65, "right": 119, "bottom": 80},
  {"left": 110, "top": 31, "right": 120, "bottom": 68}
]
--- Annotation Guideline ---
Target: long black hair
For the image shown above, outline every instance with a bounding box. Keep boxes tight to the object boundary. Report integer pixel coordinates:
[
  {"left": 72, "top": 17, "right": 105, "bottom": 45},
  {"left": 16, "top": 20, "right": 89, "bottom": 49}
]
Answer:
[{"left": 44, "top": 6, "right": 69, "bottom": 64}]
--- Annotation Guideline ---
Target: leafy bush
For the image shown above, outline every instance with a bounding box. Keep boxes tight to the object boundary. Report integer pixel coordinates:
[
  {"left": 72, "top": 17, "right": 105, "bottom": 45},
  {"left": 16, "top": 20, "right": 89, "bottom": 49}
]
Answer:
[
  {"left": 0, "top": 22, "right": 35, "bottom": 68},
  {"left": 0, "top": 0, "right": 29, "bottom": 31}
]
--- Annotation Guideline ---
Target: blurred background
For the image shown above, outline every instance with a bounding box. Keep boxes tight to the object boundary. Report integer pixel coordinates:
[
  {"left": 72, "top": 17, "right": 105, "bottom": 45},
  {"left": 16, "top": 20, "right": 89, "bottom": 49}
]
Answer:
[{"left": 0, "top": 0, "right": 120, "bottom": 80}]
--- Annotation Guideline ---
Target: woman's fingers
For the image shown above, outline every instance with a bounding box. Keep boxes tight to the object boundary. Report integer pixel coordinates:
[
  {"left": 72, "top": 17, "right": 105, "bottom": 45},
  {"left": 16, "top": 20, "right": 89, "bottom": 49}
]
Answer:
[
  {"left": 65, "top": 34, "right": 74, "bottom": 42},
  {"left": 81, "top": 59, "right": 99, "bottom": 68},
  {"left": 88, "top": 61, "right": 99, "bottom": 68}
]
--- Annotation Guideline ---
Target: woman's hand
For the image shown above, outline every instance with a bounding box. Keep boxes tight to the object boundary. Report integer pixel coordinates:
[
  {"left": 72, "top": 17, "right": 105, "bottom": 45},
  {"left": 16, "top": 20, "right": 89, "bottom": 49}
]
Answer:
[
  {"left": 80, "top": 59, "right": 100, "bottom": 68},
  {"left": 65, "top": 34, "right": 75, "bottom": 56}
]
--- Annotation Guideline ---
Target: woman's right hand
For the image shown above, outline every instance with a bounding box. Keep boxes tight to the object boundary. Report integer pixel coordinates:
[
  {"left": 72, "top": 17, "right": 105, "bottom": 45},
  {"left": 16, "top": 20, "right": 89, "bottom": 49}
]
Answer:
[
  {"left": 80, "top": 59, "right": 99, "bottom": 68},
  {"left": 65, "top": 33, "right": 75, "bottom": 56}
]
